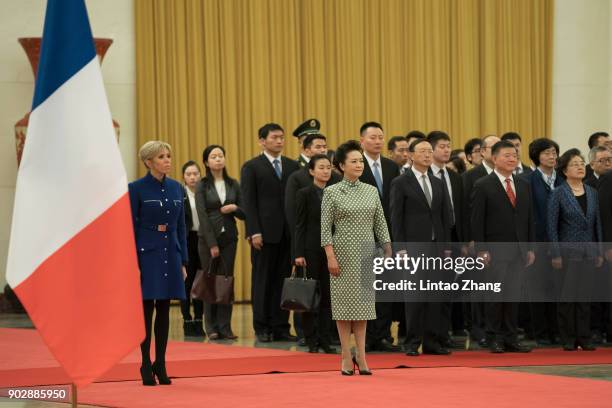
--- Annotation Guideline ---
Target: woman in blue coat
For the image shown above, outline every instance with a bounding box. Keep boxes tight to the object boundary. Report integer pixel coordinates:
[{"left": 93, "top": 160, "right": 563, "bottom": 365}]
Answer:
[
  {"left": 547, "top": 149, "right": 603, "bottom": 351},
  {"left": 129, "top": 141, "right": 188, "bottom": 386}
]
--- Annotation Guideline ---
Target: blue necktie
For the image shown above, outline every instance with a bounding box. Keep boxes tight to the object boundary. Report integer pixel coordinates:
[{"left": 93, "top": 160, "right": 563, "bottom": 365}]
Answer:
[
  {"left": 273, "top": 159, "right": 282, "bottom": 179},
  {"left": 372, "top": 162, "right": 383, "bottom": 195}
]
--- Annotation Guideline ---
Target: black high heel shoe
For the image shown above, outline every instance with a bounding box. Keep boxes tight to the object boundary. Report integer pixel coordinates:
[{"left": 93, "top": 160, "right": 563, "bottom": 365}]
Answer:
[
  {"left": 152, "top": 361, "right": 172, "bottom": 385},
  {"left": 140, "top": 363, "right": 156, "bottom": 386},
  {"left": 352, "top": 356, "right": 372, "bottom": 375},
  {"left": 341, "top": 357, "right": 354, "bottom": 376}
]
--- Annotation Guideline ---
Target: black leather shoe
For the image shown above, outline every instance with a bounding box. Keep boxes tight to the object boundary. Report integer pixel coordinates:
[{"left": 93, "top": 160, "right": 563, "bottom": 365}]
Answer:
[
  {"left": 562, "top": 343, "right": 577, "bottom": 351},
  {"left": 193, "top": 319, "right": 205, "bottom": 337},
  {"left": 140, "top": 363, "right": 156, "bottom": 386},
  {"left": 377, "top": 338, "right": 401, "bottom": 352},
  {"left": 439, "top": 338, "right": 456, "bottom": 349},
  {"left": 536, "top": 338, "right": 552, "bottom": 346},
  {"left": 307, "top": 344, "right": 319, "bottom": 353},
  {"left": 297, "top": 337, "right": 307, "bottom": 346},
  {"left": 256, "top": 333, "right": 271, "bottom": 342},
  {"left": 405, "top": 346, "right": 420, "bottom": 356},
  {"left": 579, "top": 343, "right": 596, "bottom": 351},
  {"left": 273, "top": 333, "right": 298, "bottom": 342},
  {"left": 505, "top": 342, "right": 532, "bottom": 353},
  {"left": 320, "top": 344, "right": 337, "bottom": 354},
  {"left": 151, "top": 361, "right": 171, "bottom": 385},
  {"left": 478, "top": 338, "right": 489, "bottom": 348},
  {"left": 489, "top": 341, "right": 505, "bottom": 353},
  {"left": 183, "top": 320, "right": 195, "bottom": 337},
  {"left": 423, "top": 346, "right": 451, "bottom": 355}
]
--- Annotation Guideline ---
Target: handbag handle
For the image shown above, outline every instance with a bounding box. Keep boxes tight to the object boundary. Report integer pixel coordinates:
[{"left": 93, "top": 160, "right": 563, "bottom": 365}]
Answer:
[
  {"left": 207, "top": 254, "right": 230, "bottom": 278},
  {"left": 290, "top": 265, "right": 309, "bottom": 280}
]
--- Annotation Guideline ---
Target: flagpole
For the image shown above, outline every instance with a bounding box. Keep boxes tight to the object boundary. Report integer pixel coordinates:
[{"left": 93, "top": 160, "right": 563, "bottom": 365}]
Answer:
[{"left": 71, "top": 383, "right": 77, "bottom": 408}]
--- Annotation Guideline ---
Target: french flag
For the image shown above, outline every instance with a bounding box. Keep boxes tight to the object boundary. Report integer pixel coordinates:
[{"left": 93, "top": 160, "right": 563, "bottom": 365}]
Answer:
[{"left": 7, "top": 0, "right": 144, "bottom": 387}]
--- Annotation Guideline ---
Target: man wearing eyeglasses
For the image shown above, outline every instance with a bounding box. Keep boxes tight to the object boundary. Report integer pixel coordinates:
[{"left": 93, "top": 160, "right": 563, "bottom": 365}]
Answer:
[{"left": 585, "top": 146, "right": 612, "bottom": 188}]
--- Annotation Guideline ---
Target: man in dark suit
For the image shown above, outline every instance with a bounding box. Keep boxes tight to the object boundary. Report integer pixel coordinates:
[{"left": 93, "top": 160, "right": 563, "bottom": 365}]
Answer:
[
  {"left": 471, "top": 140, "right": 535, "bottom": 353},
  {"left": 586, "top": 132, "right": 611, "bottom": 179},
  {"left": 585, "top": 145, "right": 612, "bottom": 188},
  {"left": 359, "top": 121, "right": 401, "bottom": 352},
  {"left": 462, "top": 134, "right": 499, "bottom": 346},
  {"left": 597, "top": 171, "right": 612, "bottom": 342},
  {"left": 587, "top": 145, "right": 612, "bottom": 342},
  {"left": 241, "top": 123, "right": 300, "bottom": 342},
  {"left": 501, "top": 132, "right": 533, "bottom": 177},
  {"left": 428, "top": 131, "right": 466, "bottom": 347},
  {"left": 391, "top": 138, "right": 452, "bottom": 355}
]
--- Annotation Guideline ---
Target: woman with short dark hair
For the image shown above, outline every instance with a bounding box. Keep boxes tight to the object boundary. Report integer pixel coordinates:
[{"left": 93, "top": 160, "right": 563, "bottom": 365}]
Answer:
[{"left": 547, "top": 149, "right": 603, "bottom": 351}]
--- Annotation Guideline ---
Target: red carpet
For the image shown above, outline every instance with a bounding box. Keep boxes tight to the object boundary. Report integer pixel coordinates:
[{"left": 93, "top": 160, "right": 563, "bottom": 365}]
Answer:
[
  {"left": 2, "top": 328, "right": 612, "bottom": 388},
  {"left": 76, "top": 367, "right": 612, "bottom": 408}
]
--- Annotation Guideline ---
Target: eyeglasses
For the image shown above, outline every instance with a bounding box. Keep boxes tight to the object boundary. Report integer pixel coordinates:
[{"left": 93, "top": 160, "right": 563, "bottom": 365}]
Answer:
[
  {"left": 568, "top": 162, "right": 586, "bottom": 168},
  {"left": 596, "top": 158, "right": 612, "bottom": 164},
  {"left": 414, "top": 149, "right": 433, "bottom": 154}
]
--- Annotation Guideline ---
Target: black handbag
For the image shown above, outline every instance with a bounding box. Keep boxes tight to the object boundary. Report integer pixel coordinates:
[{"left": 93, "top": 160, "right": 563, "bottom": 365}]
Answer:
[{"left": 280, "top": 266, "right": 320, "bottom": 312}]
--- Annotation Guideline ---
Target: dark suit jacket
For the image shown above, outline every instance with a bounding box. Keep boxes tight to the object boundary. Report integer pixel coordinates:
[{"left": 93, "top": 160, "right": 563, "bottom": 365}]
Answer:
[
  {"left": 240, "top": 154, "right": 300, "bottom": 243},
  {"left": 547, "top": 182, "right": 602, "bottom": 258},
  {"left": 584, "top": 174, "right": 600, "bottom": 189},
  {"left": 462, "top": 164, "right": 489, "bottom": 241},
  {"left": 285, "top": 166, "right": 341, "bottom": 241},
  {"left": 523, "top": 169, "right": 564, "bottom": 242},
  {"left": 470, "top": 172, "right": 535, "bottom": 259},
  {"left": 598, "top": 171, "right": 612, "bottom": 243},
  {"left": 516, "top": 163, "right": 533, "bottom": 177},
  {"left": 390, "top": 168, "right": 452, "bottom": 246},
  {"left": 294, "top": 185, "right": 325, "bottom": 258},
  {"left": 360, "top": 155, "right": 400, "bottom": 234},
  {"left": 194, "top": 177, "right": 245, "bottom": 248}
]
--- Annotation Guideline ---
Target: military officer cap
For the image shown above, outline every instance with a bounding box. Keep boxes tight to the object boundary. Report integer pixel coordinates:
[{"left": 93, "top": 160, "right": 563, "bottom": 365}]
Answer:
[{"left": 293, "top": 118, "right": 321, "bottom": 138}]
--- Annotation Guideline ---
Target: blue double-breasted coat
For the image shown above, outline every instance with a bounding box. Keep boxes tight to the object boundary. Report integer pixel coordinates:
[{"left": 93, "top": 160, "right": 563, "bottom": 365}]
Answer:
[{"left": 128, "top": 172, "right": 188, "bottom": 300}]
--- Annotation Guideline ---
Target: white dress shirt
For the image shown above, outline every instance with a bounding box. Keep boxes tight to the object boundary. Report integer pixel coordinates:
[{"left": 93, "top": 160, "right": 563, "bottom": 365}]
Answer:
[
  {"left": 185, "top": 187, "right": 200, "bottom": 232},
  {"left": 364, "top": 153, "right": 383, "bottom": 186},
  {"left": 494, "top": 170, "right": 515, "bottom": 195}
]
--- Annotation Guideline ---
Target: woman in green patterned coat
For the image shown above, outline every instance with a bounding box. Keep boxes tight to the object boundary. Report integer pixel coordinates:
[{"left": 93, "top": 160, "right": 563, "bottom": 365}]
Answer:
[{"left": 321, "top": 140, "right": 391, "bottom": 376}]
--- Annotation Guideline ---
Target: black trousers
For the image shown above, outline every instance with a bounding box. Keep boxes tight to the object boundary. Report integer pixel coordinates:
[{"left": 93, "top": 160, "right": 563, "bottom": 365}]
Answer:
[
  {"left": 485, "top": 258, "right": 522, "bottom": 344},
  {"left": 558, "top": 257, "right": 596, "bottom": 345},
  {"left": 199, "top": 235, "right": 237, "bottom": 336},
  {"left": 251, "top": 232, "right": 292, "bottom": 336},
  {"left": 301, "top": 249, "right": 333, "bottom": 347},
  {"left": 181, "top": 231, "right": 203, "bottom": 321},
  {"left": 141, "top": 299, "right": 170, "bottom": 365}
]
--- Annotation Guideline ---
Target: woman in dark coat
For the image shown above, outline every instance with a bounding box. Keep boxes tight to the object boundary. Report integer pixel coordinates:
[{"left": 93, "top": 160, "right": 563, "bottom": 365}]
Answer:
[
  {"left": 129, "top": 141, "right": 188, "bottom": 386},
  {"left": 195, "top": 145, "right": 245, "bottom": 339},
  {"left": 180, "top": 160, "right": 205, "bottom": 337}
]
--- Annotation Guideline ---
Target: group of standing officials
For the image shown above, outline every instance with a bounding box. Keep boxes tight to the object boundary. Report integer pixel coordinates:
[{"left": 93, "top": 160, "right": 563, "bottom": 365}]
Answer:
[{"left": 128, "top": 122, "right": 612, "bottom": 383}]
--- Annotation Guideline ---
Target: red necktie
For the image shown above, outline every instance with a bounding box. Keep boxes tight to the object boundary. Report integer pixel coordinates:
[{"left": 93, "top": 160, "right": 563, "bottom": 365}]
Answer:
[{"left": 505, "top": 178, "right": 516, "bottom": 207}]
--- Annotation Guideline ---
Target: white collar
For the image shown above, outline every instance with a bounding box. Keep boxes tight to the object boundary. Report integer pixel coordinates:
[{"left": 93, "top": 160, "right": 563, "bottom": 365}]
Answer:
[
  {"left": 483, "top": 161, "right": 494, "bottom": 174},
  {"left": 494, "top": 169, "right": 514, "bottom": 184},
  {"left": 300, "top": 153, "right": 310, "bottom": 163},
  {"left": 430, "top": 163, "right": 445, "bottom": 176},
  {"left": 364, "top": 152, "right": 381, "bottom": 168},
  {"left": 412, "top": 166, "right": 428, "bottom": 179},
  {"left": 263, "top": 150, "right": 281, "bottom": 164}
]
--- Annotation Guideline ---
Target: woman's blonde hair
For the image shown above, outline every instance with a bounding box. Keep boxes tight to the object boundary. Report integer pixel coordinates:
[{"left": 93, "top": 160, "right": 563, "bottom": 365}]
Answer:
[{"left": 139, "top": 141, "right": 172, "bottom": 168}]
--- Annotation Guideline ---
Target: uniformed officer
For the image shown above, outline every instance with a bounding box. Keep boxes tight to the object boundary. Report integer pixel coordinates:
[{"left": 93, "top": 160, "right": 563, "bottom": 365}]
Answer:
[
  {"left": 293, "top": 118, "right": 322, "bottom": 167},
  {"left": 128, "top": 141, "right": 188, "bottom": 386}
]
